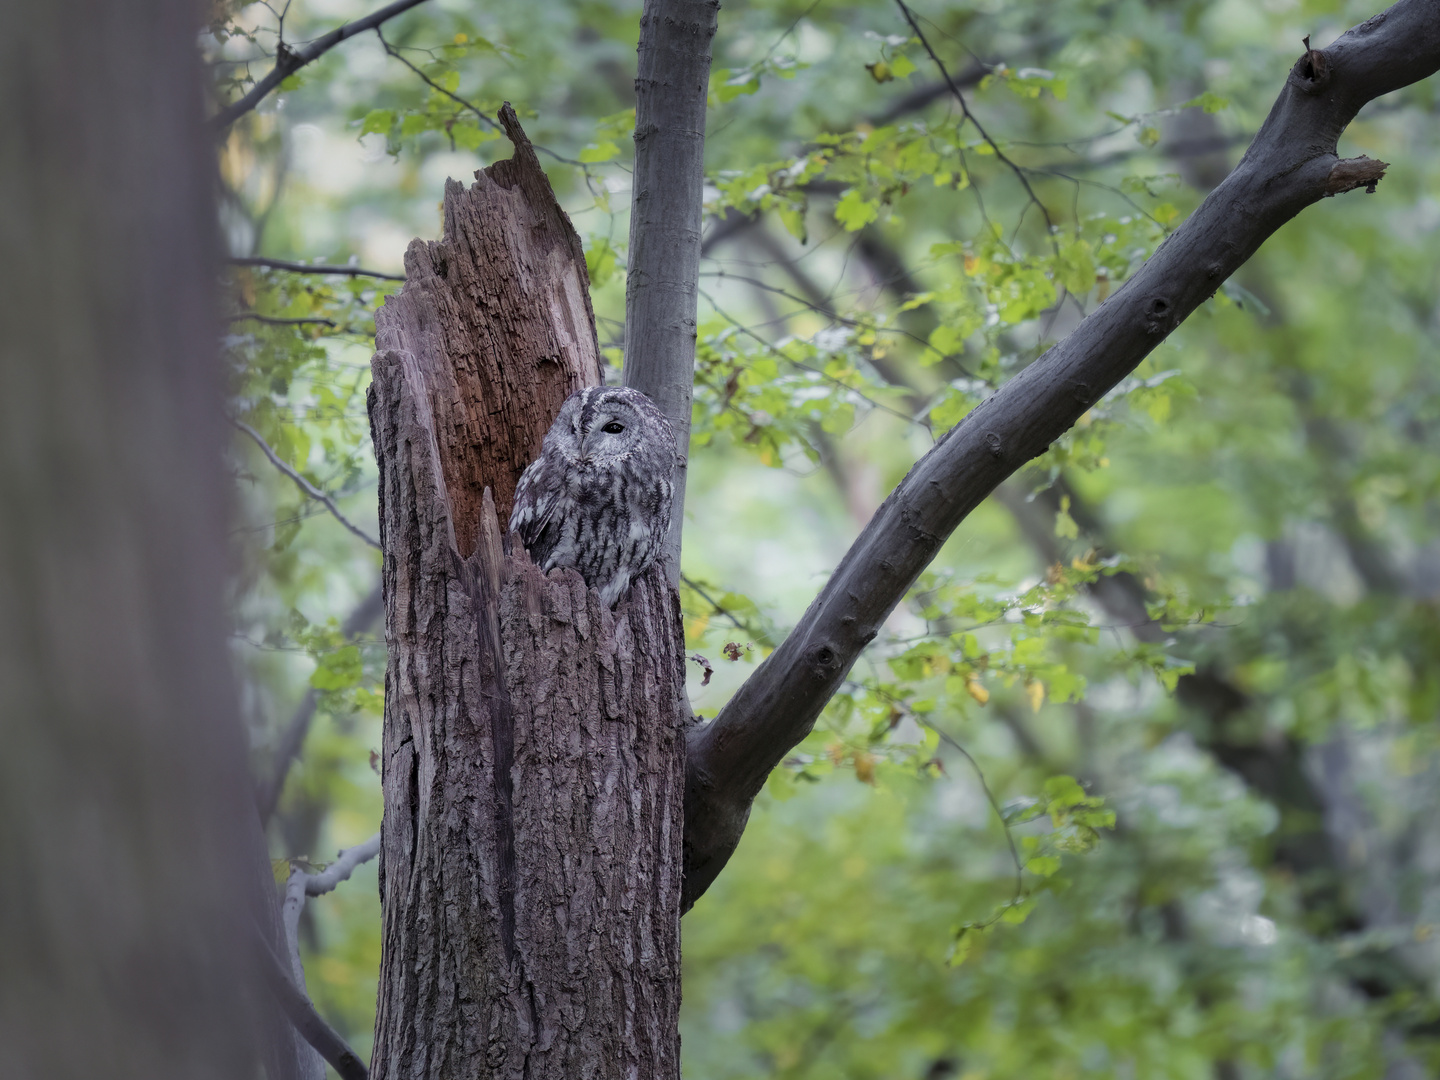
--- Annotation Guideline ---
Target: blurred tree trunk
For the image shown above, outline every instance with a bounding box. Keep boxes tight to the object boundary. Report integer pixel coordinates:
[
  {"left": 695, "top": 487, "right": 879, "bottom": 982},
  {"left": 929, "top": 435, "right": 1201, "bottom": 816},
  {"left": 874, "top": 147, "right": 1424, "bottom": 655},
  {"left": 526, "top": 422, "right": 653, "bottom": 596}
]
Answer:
[
  {"left": 367, "top": 108, "right": 687, "bottom": 1079},
  {"left": 0, "top": 1, "right": 293, "bottom": 1077}
]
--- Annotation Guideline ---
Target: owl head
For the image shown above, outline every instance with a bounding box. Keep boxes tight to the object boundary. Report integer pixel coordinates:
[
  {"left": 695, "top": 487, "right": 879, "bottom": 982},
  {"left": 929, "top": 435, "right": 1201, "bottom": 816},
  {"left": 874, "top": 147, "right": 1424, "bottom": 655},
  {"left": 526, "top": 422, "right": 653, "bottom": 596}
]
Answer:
[{"left": 550, "top": 385, "right": 673, "bottom": 467}]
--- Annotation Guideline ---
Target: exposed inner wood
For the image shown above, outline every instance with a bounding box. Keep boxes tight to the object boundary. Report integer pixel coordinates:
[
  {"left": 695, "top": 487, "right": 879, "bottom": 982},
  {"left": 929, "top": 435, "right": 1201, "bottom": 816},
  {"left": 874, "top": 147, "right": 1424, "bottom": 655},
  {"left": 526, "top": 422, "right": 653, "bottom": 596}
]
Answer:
[
  {"left": 368, "top": 106, "right": 685, "bottom": 1079},
  {"left": 374, "top": 105, "right": 601, "bottom": 557}
]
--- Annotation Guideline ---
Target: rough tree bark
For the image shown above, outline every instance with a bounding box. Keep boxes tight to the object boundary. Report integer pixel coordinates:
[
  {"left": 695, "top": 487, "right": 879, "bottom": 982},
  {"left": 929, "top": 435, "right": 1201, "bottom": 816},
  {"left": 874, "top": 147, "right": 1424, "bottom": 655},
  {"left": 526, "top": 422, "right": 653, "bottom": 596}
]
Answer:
[
  {"left": 0, "top": 1, "right": 297, "bottom": 1077},
  {"left": 681, "top": 0, "right": 1440, "bottom": 909},
  {"left": 368, "top": 107, "right": 687, "bottom": 1079},
  {"left": 624, "top": 0, "right": 721, "bottom": 582}
]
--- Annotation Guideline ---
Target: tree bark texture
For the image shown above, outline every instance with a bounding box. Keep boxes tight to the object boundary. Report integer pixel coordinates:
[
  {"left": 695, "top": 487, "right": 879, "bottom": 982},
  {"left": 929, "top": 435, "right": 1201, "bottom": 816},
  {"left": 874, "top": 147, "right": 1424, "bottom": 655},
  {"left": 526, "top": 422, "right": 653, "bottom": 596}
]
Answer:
[
  {"left": 682, "top": 0, "right": 1440, "bottom": 910},
  {"left": 625, "top": 0, "right": 721, "bottom": 583},
  {"left": 368, "top": 108, "right": 687, "bottom": 1079},
  {"left": 377, "top": 106, "right": 604, "bottom": 552},
  {"left": 0, "top": 1, "right": 295, "bottom": 1077}
]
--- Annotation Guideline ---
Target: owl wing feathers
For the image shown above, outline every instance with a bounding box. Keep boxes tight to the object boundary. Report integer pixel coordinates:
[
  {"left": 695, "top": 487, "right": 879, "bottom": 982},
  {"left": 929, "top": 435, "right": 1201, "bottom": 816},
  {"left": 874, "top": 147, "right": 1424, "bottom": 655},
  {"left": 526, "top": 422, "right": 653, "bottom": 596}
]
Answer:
[{"left": 509, "top": 455, "right": 566, "bottom": 570}]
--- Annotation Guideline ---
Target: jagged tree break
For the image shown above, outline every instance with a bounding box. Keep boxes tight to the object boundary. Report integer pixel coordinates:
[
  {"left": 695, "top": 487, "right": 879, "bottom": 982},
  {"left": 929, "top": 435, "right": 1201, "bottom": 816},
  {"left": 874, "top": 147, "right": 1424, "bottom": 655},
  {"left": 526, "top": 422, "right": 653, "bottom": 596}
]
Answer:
[{"left": 367, "top": 107, "right": 687, "bottom": 1079}]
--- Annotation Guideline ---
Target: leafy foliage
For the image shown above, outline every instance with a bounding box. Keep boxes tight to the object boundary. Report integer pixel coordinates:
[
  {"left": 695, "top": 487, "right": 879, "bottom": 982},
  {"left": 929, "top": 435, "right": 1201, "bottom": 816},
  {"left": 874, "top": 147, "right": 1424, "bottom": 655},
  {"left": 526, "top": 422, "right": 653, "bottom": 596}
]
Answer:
[{"left": 208, "top": 0, "right": 1440, "bottom": 1073}]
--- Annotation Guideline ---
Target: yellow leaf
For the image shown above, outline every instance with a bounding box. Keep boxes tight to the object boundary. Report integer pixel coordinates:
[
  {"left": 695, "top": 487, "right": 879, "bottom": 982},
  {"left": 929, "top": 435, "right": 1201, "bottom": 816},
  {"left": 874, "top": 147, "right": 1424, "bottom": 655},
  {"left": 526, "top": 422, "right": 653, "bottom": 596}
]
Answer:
[
  {"left": 854, "top": 752, "right": 876, "bottom": 784},
  {"left": 1026, "top": 681, "right": 1046, "bottom": 713},
  {"left": 686, "top": 613, "right": 709, "bottom": 639},
  {"left": 453, "top": 32, "right": 468, "bottom": 44},
  {"left": 965, "top": 675, "right": 989, "bottom": 705}
]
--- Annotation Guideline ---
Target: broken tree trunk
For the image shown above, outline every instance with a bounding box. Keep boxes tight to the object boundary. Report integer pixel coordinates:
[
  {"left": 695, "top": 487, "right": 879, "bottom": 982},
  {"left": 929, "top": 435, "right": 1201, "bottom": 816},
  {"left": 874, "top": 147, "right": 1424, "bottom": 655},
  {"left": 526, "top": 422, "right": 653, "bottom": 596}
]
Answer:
[{"left": 367, "top": 106, "right": 687, "bottom": 1079}]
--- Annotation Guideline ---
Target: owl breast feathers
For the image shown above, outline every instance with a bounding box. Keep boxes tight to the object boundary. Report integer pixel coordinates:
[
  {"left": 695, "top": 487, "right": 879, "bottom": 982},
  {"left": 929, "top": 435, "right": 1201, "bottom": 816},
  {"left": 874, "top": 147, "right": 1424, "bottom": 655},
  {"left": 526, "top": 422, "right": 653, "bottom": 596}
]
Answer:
[{"left": 508, "top": 385, "right": 677, "bottom": 607}]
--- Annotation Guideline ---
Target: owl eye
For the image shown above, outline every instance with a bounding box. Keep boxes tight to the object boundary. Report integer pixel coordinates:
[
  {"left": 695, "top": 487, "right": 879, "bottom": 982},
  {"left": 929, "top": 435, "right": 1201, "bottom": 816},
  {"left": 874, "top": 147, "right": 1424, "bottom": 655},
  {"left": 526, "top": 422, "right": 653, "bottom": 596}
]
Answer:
[{"left": 601, "top": 421, "right": 625, "bottom": 434}]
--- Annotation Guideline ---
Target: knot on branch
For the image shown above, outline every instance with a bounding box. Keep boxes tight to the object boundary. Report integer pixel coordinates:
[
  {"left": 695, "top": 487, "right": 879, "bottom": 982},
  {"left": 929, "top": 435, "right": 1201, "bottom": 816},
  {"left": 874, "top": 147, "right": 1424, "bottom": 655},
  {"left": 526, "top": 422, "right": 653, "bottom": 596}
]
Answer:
[
  {"left": 1324, "top": 156, "right": 1389, "bottom": 196},
  {"left": 1291, "top": 34, "right": 1330, "bottom": 92},
  {"left": 806, "top": 640, "right": 841, "bottom": 677},
  {"left": 1142, "top": 295, "right": 1174, "bottom": 335}
]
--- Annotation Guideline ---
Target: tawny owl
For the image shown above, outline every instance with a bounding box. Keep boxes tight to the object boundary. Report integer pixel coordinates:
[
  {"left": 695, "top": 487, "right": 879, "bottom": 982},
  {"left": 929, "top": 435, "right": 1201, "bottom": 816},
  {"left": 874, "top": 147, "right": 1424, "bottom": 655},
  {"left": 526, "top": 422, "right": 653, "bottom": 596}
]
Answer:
[{"left": 509, "top": 386, "right": 677, "bottom": 607}]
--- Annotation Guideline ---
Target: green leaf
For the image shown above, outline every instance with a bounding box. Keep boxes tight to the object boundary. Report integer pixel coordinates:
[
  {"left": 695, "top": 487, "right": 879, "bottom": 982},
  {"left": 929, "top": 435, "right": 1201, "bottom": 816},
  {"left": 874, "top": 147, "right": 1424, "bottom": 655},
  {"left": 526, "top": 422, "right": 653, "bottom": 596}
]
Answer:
[
  {"left": 585, "top": 237, "right": 619, "bottom": 288},
  {"left": 778, "top": 201, "right": 808, "bottom": 243},
  {"left": 889, "top": 53, "right": 917, "bottom": 79},
  {"left": 310, "top": 645, "right": 363, "bottom": 691},
  {"left": 834, "top": 189, "right": 878, "bottom": 231},
  {"left": 1182, "top": 90, "right": 1230, "bottom": 114},
  {"left": 360, "top": 109, "right": 395, "bottom": 136},
  {"left": 1055, "top": 495, "right": 1079, "bottom": 539},
  {"left": 1027, "top": 855, "right": 1061, "bottom": 878},
  {"left": 579, "top": 140, "right": 620, "bottom": 163},
  {"left": 1000, "top": 897, "right": 1037, "bottom": 924}
]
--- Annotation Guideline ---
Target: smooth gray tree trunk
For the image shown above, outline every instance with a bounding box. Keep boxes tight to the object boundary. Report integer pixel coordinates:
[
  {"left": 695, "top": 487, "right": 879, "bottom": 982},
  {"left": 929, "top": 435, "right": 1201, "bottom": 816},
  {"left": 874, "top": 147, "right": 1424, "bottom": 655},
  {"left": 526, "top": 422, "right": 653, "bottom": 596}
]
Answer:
[
  {"left": 0, "top": 1, "right": 293, "bottom": 1077},
  {"left": 368, "top": 108, "right": 687, "bottom": 1080},
  {"left": 624, "top": 0, "right": 721, "bottom": 583}
]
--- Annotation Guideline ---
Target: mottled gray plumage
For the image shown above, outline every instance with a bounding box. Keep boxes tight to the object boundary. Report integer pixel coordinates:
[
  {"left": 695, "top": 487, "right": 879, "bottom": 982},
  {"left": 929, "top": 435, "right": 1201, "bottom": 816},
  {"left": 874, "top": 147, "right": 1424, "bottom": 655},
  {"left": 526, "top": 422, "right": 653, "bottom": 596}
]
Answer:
[{"left": 509, "top": 386, "right": 677, "bottom": 607}]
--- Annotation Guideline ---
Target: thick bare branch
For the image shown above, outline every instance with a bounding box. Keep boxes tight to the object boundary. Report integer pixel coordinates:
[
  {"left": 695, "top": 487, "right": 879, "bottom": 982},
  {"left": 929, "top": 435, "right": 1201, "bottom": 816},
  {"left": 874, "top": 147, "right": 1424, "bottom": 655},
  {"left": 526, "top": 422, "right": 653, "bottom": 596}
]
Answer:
[
  {"left": 303, "top": 833, "right": 382, "bottom": 896},
  {"left": 212, "top": 0, "right": 431, "bottom": 132},
  {"left": 682, "top": 0, "right": 1440, "bottom": 911},
  {"left": 624, "top": 0, "right": 721, "bottom": 584},
  {"left": 271, "top": 836, "right": 381, "bottom": 1079},
  {"left": 254, "top": 922, "right": 369, "bottom": 1080}
]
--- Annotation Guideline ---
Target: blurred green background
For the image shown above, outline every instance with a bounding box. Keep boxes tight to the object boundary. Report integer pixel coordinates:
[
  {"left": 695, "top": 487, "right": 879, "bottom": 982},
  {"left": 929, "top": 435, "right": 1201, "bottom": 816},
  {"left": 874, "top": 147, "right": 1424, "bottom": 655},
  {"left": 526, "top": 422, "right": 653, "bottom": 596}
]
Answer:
[{"left": 211, "top": 0, "right": 1440, "bottom": 1075}]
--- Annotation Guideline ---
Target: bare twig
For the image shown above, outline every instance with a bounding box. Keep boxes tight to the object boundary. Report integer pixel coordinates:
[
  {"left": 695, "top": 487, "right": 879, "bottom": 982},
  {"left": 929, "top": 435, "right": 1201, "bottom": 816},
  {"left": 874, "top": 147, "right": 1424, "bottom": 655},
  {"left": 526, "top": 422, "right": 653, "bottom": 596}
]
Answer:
[
  {"left": 375, "top": 32, "right": 589, "bottom": 171},
  {"left": 227, "top": 313, "right": 338, "bottom": 328},
  {"left": 894, "top": 0, "right": 1058, "bottom": 244},
  {"left": 233, "top": 420, "right": 381, "bottom": 549},
  {"left": 375, "top": 30, "right": 499, "bottom": 131},
  {"left": 212, "top": 0, "right": 432, "bottom": 132},
  {"left": 230, "top": 256, "right": 405, "bottom": 281}
]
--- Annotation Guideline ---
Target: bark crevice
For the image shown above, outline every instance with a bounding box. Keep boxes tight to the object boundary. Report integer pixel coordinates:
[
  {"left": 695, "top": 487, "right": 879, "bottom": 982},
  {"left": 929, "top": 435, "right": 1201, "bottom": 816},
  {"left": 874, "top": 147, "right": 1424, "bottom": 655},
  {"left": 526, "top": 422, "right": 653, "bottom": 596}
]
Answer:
[{"left": 369, "top": 108, "right": 685, "bottom": 1080}]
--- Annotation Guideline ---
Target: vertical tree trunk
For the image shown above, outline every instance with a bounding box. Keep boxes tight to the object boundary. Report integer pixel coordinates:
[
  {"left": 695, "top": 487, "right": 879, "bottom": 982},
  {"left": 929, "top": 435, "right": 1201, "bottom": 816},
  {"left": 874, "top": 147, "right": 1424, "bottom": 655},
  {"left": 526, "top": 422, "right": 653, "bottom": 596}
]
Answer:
[
  {"left": 0, "top": 1, "right": 290, "bottom": 1077},
  {"left": 624, "top": 0, "right": 721, "bottom": 581},
  {"left": 368, "top": 107, "right": 687, "bottom": 1079}
]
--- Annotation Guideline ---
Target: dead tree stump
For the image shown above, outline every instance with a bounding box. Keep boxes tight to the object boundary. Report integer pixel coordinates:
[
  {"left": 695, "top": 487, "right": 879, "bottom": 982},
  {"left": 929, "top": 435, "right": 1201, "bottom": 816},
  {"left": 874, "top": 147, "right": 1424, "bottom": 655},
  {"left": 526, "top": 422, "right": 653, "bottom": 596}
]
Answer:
[{"left": 367, "top": 106, "right": 686, "bottom": 1080}]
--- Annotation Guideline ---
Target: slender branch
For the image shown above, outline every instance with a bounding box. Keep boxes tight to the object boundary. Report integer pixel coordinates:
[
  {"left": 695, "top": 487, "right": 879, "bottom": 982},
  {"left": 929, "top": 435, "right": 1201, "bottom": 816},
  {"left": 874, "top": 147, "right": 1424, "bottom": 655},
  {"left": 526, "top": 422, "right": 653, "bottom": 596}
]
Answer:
[
  {"left": 253, "top": 921, "right": 370, "bottom": 1080},
  {"left": 230, "top": 256, "right": 405, "bottom": 281},
  {"left": 233, "top": 420, "right": 381, "bottom": 549},
  {"left": 682, "top": 0, "right": 1440, "bottom": 911},
  {"left": 374, "top": 32, "right": 588, "bottom": 170},
  {"left": 212, "top": 0, "right": 431, "bottom": 132},
  {"left": 228, "top": 313, "right": 338, "bottom": 328},
  {"left": 894, "top": 0, "right": 1058, "bottom": 243},
  {"left": 375, "top": 29, "right": 500, "bottom": 132}
]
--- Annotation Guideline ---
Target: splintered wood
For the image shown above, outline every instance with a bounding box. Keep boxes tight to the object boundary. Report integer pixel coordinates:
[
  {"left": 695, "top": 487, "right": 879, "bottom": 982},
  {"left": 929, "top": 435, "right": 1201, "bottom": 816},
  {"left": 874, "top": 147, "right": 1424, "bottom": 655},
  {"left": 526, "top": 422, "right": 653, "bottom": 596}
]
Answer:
[{"left": 368, "top": 105, "right": 685, "bottom": 1080}]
